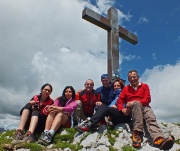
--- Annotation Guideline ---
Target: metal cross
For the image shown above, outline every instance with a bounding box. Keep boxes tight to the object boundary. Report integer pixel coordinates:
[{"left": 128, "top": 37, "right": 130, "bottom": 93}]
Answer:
[{"left": 82, "top": 7, "right": 138, "bottom": 80}]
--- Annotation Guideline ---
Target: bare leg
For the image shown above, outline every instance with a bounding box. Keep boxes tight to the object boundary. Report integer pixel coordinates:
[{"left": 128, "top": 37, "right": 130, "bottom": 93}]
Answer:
[
  {"left": 28, "top": 116, "right": 38, "bottom": 134},
  {"left": 44, "top": 112, "right": 56, "bottom": 130},
  {"left": 17, "top": 109, "right": 30, "bottom": 130},
  {"left": 51, "top": 112, "right": 68, "bottom": 131}
]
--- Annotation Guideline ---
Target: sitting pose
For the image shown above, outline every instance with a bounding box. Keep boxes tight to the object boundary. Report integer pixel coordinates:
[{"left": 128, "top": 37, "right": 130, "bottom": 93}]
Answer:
[
  {"left": 73, "top": 79, "right": 100, "bottom": 126},
  {"left": 12, "top": 83, "right": 54, "bottom": 144},
  {"left": 38, "top": 86, "right": 77, "bottom": 145},
  {"left": 107, "top": 78, "right": 125, "bottom": 123},
  {"left": 75, "top": 74, "right": 131, "bottom": 132},
  {"left": 117, "top": 70, "right": 174, "bottom": 150}
]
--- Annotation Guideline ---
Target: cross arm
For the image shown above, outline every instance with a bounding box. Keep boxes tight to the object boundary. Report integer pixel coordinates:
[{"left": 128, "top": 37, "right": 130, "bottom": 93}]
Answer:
[
  {"left": 82, "top": 7, "right": 111, "bottom": 31},
  {"left": 119, "top": 26, "right": 138, "bottom": 45},
  {"left": 82, "top": 7, "right": 138, "bottom": 45}
]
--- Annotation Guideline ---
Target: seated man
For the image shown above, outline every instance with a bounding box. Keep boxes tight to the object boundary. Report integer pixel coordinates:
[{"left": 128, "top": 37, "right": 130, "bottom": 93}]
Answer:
[
  {"left": 73, "top": 79, "right": 100, "bottom": 126},
  {"left": 75, "top": 74, "right": 131, "bottom": 132},
  {"left": 117, "top": 69, "right": 174, "bottom": 150}
]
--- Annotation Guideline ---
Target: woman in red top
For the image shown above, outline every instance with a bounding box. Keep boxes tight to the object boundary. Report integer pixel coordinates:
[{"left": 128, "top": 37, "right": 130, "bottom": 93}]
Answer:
[{"left": 12, "top": 83, "right": 54, "bottom": 144}]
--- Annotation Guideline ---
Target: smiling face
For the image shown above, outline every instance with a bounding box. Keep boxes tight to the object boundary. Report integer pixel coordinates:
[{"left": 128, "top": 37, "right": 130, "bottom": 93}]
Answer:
[
  {"left": 41, "top": 85, "right": 52, "bottom": 98},
  {"left": 65, "top": 88, "right": 73, "bottom": 100},
  {"left": 84, "top": 79, "right": 94, "bottom": 92},
  {"left": 128, "top": 71, "right": 139, "bottom": 87},
  {"left": 113, "top": 81, "right": 121, "bottom": 90},
  {"left": 101, "top": 78, "right": 111, "bottom": 88}
]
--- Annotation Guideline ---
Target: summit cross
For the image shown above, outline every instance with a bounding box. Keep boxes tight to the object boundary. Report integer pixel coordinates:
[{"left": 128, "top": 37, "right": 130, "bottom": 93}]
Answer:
[{"left": 82, "top": 7, "right": 138, "bottom": 80}]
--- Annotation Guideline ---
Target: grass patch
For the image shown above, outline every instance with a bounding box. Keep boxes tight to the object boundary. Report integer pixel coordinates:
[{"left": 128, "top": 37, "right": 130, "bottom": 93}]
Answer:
[
  {"left": 122, "top": 145, "right": 137, "bottom": 151},
  {"left": 175, "top": 139, "right": 180, "bottom": 144}
]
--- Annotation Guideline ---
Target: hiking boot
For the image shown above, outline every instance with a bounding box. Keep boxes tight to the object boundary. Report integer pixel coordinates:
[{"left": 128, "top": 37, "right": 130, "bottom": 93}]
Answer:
[
  {"left": 154, "top": 136, "right": 174, "bottom": 150},
  {"left": 132, "top": 131, "right": 143, "bottom": 148},
  {"left": 12, "top": 130, "right": 24, "bottom": 144},
  {"left": 21, "top": 131, "right": 36, "bottom": 143},
  {"left": 38, "top": 132, "right": 52, "bottom": 146},
  {"left": 75, "top": 120, "right": 91, "bottom": 132}
]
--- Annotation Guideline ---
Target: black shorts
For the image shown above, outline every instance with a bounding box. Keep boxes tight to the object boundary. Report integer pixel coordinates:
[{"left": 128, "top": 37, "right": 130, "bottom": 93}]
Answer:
[{"left": 20, "top": 103, "right": 47, "bottom": 133}]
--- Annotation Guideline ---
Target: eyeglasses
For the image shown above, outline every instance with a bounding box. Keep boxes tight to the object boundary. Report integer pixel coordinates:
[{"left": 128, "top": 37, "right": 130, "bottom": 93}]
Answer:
[
  {"left": 85, "top": 84, "right": 93, "bottom": 86},
  {"left": 43, "top": 89, "right": 51, "bottom": 92}
]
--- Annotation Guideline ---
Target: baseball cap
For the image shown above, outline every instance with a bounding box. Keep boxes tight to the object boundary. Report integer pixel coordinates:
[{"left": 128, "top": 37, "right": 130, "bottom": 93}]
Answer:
[{"left": 101, "top": 74, "right": 110, "bottom": 80}]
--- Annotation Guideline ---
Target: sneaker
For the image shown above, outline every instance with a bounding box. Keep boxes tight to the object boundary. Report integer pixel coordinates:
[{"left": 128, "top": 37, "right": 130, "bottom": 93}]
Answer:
[
  {"left": 132, "top": 131, "right": 143, "bottom": 148},
  {"left": 21, "top": 131, "right": 36, "bottom": 143},
  {"left": 75, "top": 120, "right": 91, "bottom": 132},
  {"left": 38, "top": 132, "right": 52, "bottom": 146},
  {"left": 154, "top": 136, "right": 174, "bottom": 150},
  {"left": 12, "top": 130, "right": 24, "bottom": 144}
]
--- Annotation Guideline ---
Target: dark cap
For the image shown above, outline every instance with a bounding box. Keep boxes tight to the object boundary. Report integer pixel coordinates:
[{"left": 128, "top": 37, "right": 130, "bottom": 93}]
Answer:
[{"left": 101, "top": 74, "right": 110, "bottom": 80}]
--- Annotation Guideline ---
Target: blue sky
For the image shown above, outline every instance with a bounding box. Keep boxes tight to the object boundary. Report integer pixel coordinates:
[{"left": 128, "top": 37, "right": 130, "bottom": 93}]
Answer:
[
  {"left": 98, "top": 0, "right": 180, "bottom": 81},
  {"left": 0, "top": 0, "right": 180, "bottom": 129},
  {"left": 79, "top": 0, "right": 180, "bottom": 82}
]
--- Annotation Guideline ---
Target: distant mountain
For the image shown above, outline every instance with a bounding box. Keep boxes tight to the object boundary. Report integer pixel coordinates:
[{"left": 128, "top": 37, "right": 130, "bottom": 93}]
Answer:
[{"left": 0, "top": 127, "right": 6, "bottom": 132}]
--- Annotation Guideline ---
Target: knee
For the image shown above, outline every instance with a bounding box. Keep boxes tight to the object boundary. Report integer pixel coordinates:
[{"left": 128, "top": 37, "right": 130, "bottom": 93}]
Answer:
[
  {"left": 76, "top": 100, "right": 82, "bottom": 107},
  {"left": 57, "top": 112, "right": 63, "bottom": 118},
  {"left": 76, "top": 100, "right": 82, "bottom": 109},
  {"left": 132, "top": 101, "right": 142, "bottom": 107}
]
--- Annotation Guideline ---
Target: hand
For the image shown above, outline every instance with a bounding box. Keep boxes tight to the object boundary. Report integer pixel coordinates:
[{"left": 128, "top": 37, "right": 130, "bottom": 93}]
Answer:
[
  {"left": 48, "top": 105, "right": 58, "bottom": 112},
  {"left": 29, "top": 100, "right": 36, "bottom": 105},
  {"left": 122, "top": 108, "right": 130, "bottom": 116},
  {"left": 126, "top": 101, "right": 135, "bottom": 108},
  {"left": 111, "top": 105, "right": 117, "bottom": 108},
  {"left": 96, "top": 102, "right": 102, "bottom": 106}
]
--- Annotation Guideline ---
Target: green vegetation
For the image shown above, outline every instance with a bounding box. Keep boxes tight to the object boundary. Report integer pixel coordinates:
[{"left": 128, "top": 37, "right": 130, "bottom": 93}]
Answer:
[
  {"left": 122, "top": 145, "right": 137, "bottom": 151},
  {"left": 0, "top": 128, "right": 82, "bottom": 151},
  {"left": 175, "top": 139, "right": 180, "bottom": 145},
  {"left": 106, "top": 128, "right": 119, "bottom": 145},
  {"left": 161, "top": 122, "right": 168, "bottom": 127}
]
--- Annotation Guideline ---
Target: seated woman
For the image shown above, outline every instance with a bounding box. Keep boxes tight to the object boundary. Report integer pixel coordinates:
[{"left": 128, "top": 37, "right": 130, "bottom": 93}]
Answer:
[
  {"left": 38, "top": 86, "right": 77, "bottom": 145},
  {"left": 107, "top": 78, "right": 125, "bottom": 123},
  {"left": 12, "top": 83, "right": 54, "bottom": 144}
]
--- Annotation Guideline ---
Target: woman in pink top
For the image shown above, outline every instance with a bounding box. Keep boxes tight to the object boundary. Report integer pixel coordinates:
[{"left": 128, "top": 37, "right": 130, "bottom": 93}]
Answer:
[{"left": 38, "top": 86, "right": 77, "bottom": 145}]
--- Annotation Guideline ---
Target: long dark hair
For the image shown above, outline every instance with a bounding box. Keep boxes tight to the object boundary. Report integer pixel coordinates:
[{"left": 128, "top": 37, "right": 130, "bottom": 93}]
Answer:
[{"left": 59, "top": 86, "right": 75, "bottom": 107}]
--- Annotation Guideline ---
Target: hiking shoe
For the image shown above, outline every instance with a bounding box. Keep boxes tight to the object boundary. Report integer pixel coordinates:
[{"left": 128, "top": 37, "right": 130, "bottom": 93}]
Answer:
[
  {"left": 132, "top": 131, "right": 143, "bottom": 148},
  {"left": 12, "top": 130, "right": 24, "bottom": 144},
  {"left": 21, "top": 131, "right": 36, "bottom": 143},
  {"left": 75, "top": 120, "right": 91, "bottom": 132},
  {"left": 38, "top": 132, "right": 52, "bottom": 146},
  {"left": 154, "top": 136, "right": 174, "bottom": 150}
]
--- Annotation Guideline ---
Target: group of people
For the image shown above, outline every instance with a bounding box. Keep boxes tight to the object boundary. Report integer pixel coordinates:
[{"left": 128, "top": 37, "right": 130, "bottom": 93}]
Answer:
[{"left": 12, "top": 70, "right": 174, "bottom": 150}]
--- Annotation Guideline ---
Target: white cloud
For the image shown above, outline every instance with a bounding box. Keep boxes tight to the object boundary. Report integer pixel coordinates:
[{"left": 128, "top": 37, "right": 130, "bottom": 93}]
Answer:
[
  {"left": 122, "top": 54, "right": 141, "bottom": 62},
  {"left": 141, "top": 62, "right": 180, "bottom": 122},
  {"left": 0, "top": 0, "right": 123, "bottom": 128},
  {"left": 0, "top": 0, "right": 179, "bottom": 129},
  {"left": 138, "top": 16, "right": 148, "bottom": 24},
  {"left": 152, "top": 53, "right": 157, "bottom": 60}
]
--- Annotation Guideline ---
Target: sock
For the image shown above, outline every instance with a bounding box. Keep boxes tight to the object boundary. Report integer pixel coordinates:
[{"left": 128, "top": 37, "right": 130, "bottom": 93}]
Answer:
[
  {"left": 49, "top": 129, "right": 55, "bottom": 136},
  {"left": 44, "top": 130, "right": 49, "bottom": 133}
]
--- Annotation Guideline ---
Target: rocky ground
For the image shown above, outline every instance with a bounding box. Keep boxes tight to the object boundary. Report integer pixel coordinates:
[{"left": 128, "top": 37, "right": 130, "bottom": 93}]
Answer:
[{"left": 3, "top": 122, "right": 180, "bottom": 151}]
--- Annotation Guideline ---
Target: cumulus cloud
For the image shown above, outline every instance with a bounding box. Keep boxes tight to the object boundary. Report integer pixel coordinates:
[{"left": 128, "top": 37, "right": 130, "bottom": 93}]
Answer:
[
  {"left": 0, "top": 0, "right": 126, "bottom": 128},
  {"left": 0, "top": 0, "right": 179, "bottom": 129},
  {"left": 141, "top": 61, "right": 180, "bottom": 122}
]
